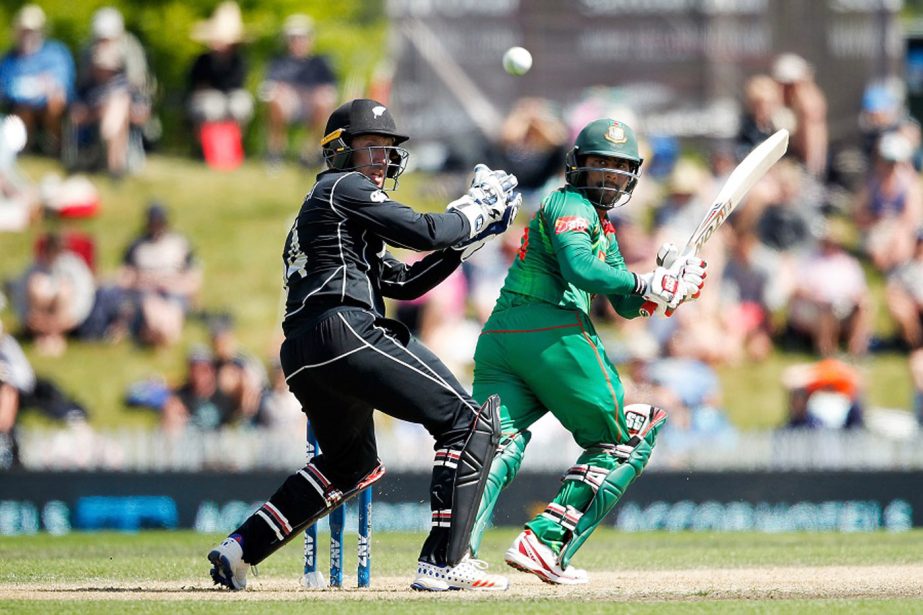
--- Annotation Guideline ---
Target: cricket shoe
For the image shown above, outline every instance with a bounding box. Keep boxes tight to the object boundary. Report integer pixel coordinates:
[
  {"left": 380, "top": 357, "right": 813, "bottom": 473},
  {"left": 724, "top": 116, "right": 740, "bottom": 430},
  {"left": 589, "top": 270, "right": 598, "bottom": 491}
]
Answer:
[
  {"left": 505, "top": 529, "right": 588, "bottom": 585},
  {"left": 411, "top": 554, "right": 509, "bottom": 591},
  {"left": 208, "top": 536, "right": 250, "bottom": 590}
]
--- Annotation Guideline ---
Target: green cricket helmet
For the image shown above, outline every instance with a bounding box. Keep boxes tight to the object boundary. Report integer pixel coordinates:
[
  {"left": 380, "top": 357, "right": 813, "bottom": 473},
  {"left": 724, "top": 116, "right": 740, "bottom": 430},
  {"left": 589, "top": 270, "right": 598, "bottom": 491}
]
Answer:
[
  {"left": 321, "top": 98, "right": 410, "bottom": 189},
  {"left": 565, "top": 118, "right": 643, "bottom": 209}
]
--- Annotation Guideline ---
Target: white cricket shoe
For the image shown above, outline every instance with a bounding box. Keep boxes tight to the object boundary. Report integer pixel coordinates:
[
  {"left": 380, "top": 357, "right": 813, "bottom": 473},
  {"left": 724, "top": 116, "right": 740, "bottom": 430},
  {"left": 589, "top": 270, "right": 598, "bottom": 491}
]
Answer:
[
  {"left": 505, "top": 529, "right": 589, "bottom": 585},
  {"left": 411, "top": 554, "right": 509, "bottom": 591},
  {"left": 208, "top": 537, "right": 250, "bottom": 590}
]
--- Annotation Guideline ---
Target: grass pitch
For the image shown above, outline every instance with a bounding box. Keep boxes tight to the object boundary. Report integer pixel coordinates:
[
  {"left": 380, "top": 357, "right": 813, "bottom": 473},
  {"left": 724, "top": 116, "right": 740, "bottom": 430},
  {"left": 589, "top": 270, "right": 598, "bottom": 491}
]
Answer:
[{"left": 1, "top": 529, "right": 922, "bottom": 613}]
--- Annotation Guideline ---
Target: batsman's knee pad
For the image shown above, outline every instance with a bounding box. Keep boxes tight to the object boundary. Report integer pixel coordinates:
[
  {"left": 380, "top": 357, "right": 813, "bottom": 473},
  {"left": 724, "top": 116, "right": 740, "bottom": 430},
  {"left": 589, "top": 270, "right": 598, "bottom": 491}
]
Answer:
[
  {"left": 259, "top": 460, "right": 385, "bottom": 547},
  {"left": 555, "top": 406, "right": 667, "bottom": 569},
  {"left": 470, "top": 429, "right": 531, "bottom": 556},
  {"left": 444, "top": 394, "right": 501, "bottom": 566}
]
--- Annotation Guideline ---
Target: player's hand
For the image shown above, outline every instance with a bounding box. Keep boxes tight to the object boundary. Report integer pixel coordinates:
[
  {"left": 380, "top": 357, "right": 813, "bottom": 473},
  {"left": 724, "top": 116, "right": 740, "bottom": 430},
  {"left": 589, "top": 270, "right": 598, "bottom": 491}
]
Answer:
[
  {"left": 635, "top": 266, "right": 682, "bottom": 317},
  {"left": 468, "top": 164, "right": 519, "bottom": 213},
  {"left": 675, "top": 255, "right": 707, "bottom": 301},
  {"left": 449, "top": 165, "right": 521, "bottom": 239}
]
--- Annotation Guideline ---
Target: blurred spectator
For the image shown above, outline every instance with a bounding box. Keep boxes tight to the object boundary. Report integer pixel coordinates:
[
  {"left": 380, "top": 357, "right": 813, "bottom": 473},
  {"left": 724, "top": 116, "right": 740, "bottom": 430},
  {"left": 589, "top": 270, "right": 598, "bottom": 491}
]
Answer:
[
  {"left": 208, "top": 318, "right": 267, "bottom": 423},
  {"left": 0, "top": 5, "right": 75, "bottom": 154},
  {"left": 0, "top": 316, "right": 33, "bottom": 469},
  {"left": 0, "top": 314, "right": 88, "bottom": 469},
  {"left": 69, "top": 7, "right": 154, "bottom": 177},
  {"left": 853, "top": 131, "right": 923, "bottom": 273},
  {"left": 737, "top": 74, "right": 784, "bottom": 153},
  {"left": 786, "top": 218, "right": 871, "bottom": 357},
  {"left": 259, "top": 14, "right": 337, "bottom": 167},
  {"left": 17, "top": 231, "right": 96, "bottom": 356},
  {"left": 885, "top": 229, "right": 923, "bottom": 349},
  {"left": 186, "top": 2, "right": 253, "bottom": 136},
  {"left": 162, "top": 345, "right": 236, "bottom": 434},
  {"left": 629, "top": 354, "right": 737, "bottom": 466},
  {"left": 911, "top": 349, "right": 923, "bottom": 426},
  {"left": 117, "top": 203, "right": 202, "bottom": 347},
  {"left": 771, "top": 53, "right": 829, "bottom": 177},
  {"left": 859, "top": 81, "right": 906, "bottom": 161},
  {"left": 488, "top": 98, "right": 568, "bottom": 204},
  {"left": 0, "top": 114, "right": 40, "bottom": 231},
  {"left": 782, "top": 358, "right": 863, "bottom": 429},
  {"left": 720, "top": 232, "right": 774, "bottom": 362},
  {"left": 252, "top": 358, "right": 304, "bottom": 430}
]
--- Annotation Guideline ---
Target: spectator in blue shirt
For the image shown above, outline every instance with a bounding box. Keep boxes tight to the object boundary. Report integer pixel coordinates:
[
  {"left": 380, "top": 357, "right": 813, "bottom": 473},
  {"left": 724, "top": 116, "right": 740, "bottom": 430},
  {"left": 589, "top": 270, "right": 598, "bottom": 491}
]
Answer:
[
  {"left": 258, "top": 14, "right": 337, "bottom": 166},
  {"left": 0, "top": 5, "right": 75, "bottom": 154}
]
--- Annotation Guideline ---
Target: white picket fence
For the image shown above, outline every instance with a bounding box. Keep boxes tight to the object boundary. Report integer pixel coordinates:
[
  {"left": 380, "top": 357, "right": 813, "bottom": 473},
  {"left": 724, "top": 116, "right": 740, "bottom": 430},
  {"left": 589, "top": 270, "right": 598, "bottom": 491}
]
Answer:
[{"left": 14, "top": 423, "right": 923, "bottom": 472}]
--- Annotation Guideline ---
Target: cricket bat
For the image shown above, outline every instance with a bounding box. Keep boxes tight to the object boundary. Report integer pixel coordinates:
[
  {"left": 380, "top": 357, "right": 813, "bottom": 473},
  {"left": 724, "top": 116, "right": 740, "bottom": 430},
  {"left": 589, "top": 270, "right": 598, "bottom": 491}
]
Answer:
[{"left": 640, "top": 129, "right": 789, "bottom": 317}]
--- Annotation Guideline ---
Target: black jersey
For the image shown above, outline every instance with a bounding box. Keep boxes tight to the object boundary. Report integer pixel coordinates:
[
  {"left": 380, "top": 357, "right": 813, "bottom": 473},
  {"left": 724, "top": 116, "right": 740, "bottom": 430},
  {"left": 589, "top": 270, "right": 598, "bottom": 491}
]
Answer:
[{"left": 282, "top": 170, "right": 472, "bottom": 334}]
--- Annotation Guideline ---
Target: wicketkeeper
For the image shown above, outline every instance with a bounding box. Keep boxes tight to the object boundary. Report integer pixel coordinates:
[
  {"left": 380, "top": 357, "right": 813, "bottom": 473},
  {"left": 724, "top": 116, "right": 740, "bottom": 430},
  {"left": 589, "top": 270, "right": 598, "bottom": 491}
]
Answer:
[
  {"left": 468, "top": 118, "right": 707, "bottom": 584},
  {"left": 208, "top": 98, "right": 521, "bottom": 591}
]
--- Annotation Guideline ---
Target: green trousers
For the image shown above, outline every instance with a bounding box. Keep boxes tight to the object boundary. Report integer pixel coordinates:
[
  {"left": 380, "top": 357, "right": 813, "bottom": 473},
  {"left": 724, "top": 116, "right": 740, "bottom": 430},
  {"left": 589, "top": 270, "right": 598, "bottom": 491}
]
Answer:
[{"left": 472, "top": 303, "right": 631, "bottom": 553}]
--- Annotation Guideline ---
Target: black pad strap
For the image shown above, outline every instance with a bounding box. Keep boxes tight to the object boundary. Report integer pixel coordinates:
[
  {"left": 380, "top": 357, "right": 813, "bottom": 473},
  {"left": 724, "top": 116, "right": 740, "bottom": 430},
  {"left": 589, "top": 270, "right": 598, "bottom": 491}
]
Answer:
[{"left": 446, "top": 395, "right": 501, "bottom": 566}]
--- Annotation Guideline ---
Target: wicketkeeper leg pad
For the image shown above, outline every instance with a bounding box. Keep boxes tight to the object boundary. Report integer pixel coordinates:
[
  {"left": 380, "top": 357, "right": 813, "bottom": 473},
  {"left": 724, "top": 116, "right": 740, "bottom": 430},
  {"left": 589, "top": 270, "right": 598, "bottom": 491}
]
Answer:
[
  {"left": 446, "top": 394, "right": 501, "bottom": 566},
  {"left": 469, "top": 429, "right": 531, "bottom": 557}
]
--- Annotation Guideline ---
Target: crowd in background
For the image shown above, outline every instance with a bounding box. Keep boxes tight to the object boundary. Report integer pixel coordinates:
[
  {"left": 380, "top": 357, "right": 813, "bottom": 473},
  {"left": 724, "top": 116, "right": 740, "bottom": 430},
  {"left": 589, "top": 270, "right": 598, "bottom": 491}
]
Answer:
[{"left": 2, "top": 3, "right": 923, "bottom": 470}]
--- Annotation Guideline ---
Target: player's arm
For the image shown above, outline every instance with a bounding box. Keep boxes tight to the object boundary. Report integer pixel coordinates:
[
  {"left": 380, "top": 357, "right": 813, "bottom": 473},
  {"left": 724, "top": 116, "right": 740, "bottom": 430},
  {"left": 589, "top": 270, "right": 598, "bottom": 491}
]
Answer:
[
  {"left": 548, "top": 213, "right": 639, "bottom": 296},
  {"left": 601, "top": 236, "right": 647, "bottom": 319},
  {"left": 379, "top": 249, "right": 463, "bottom": 300},
  {"left": 334, "top": 173, "right": 471, "bottom": 251}
]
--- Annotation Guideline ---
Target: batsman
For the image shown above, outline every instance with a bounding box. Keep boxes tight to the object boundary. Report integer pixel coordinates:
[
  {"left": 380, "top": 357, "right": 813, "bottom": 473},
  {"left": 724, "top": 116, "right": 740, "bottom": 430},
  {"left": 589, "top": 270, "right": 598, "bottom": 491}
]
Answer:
[{"left": 468, "top": 118, "right": 707, "bottom": 584}]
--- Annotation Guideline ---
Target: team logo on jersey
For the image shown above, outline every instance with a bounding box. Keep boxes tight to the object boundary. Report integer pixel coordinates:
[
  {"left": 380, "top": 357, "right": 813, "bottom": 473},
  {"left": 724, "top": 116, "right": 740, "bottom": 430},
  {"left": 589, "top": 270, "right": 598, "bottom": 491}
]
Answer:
[
  {"left": 372, "top": 105, "right": 387, "bottom": 118},
  {"left": 604, "top": 123, "right": 627, "bottom": 145},
  {"left": 370, "top": 190, "right": 389, "bottom": 203},
  {"left": 554, "top": 216, "right": 590, "bottom": 234}
]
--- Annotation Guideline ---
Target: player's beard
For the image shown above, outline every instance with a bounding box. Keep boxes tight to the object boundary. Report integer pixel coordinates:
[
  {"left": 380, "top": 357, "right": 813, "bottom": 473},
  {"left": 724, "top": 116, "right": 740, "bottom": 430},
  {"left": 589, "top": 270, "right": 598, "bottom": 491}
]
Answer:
[{"left": 588, "top": 182, "right": 620, "bottom": 208}]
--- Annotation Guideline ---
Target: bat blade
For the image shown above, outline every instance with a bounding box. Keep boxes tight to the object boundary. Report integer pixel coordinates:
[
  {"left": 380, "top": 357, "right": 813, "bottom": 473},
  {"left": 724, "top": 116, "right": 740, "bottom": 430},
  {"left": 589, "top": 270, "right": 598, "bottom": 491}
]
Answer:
[
  {"left": 639, "top": 129, "right": 789, "bottom": 317},
  {"left": 682, "top": 129, "right": 789, "bottom": 256}
]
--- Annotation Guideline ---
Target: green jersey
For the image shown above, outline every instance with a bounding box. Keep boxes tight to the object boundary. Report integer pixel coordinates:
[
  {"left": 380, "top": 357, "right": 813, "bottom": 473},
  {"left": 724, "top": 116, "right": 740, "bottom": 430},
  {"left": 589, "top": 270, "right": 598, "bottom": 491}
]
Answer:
[{"left": 495, "top": 186, "right": 645, "bottom": 317}]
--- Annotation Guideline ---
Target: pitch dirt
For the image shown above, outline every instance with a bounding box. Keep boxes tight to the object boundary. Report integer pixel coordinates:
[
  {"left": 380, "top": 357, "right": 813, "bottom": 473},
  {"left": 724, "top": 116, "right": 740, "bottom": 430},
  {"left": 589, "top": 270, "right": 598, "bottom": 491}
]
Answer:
[{"left": 3, "top": 565, "right": 922, "bottom": 602}]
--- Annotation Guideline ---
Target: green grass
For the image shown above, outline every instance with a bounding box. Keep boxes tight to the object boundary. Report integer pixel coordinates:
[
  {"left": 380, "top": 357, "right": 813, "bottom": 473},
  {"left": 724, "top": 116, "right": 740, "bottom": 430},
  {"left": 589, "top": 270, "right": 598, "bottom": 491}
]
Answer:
[
  {"left": 1, "top": 530, "right": 921, "bottom": 613},
  {"left": 2, "top": 154, "right": 917, "bottom": 429}
]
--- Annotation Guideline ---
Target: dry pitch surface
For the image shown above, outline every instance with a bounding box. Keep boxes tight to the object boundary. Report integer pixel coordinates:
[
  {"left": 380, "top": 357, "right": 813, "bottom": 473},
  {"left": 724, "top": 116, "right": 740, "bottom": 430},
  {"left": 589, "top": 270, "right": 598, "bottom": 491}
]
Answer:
[{"left": 3, "top": 565, "right": 922, "bottom": 602}]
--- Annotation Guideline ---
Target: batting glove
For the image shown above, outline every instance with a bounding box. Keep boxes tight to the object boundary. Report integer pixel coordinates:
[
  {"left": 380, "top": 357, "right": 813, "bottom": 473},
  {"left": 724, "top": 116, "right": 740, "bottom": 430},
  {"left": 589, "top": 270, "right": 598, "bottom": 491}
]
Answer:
[{"left": 634, "top": 266, "right": 682, "bottom": 317}]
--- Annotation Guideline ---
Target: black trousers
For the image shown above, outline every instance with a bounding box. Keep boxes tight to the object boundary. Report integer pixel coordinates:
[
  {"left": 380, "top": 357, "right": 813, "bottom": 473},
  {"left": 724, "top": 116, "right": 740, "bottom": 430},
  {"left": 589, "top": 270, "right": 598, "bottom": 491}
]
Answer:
[{"left": 234, "top": 307, "right": 479, "bottom": 566}]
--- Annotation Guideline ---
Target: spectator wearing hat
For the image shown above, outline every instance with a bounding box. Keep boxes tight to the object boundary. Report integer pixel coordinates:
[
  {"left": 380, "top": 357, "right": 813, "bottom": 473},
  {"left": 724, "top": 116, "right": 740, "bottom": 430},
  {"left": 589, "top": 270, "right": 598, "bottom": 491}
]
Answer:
[
  {"left": 162, "top": 345, "right": 237, "bottom": 434},
  {"left": 737, "top": 74, "right": 785, "bottom": 154},
  {"left": 186, "top": 2, "right": 253, "bottom": 135},
  {"left": 117, "top": 203, "right": 202, "bottom": 348},
  {"left": 69, "top": 7, "right": 154, "bottom": 176},
  {"left": 854, "top": 131, "right": 923, "bottom": 273},
  {"left": 0, "top": 4, "right": 75, "bottom": 154},
  {"left": 771, "top": 53, "right": 828, "bottom": 177},
  {"left": 259, "top": 14, "right": 337, "bottom": 167}
]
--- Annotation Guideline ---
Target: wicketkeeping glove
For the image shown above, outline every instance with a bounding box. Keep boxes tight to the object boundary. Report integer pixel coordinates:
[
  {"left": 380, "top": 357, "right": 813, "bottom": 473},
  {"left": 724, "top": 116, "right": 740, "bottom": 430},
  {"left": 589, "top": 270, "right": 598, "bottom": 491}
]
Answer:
[
  {"left": 453, "top": 197, "right": 520, "bottom": 261},
  {"left": 448, "top": 164, "right": 520, "bottom": 239}
]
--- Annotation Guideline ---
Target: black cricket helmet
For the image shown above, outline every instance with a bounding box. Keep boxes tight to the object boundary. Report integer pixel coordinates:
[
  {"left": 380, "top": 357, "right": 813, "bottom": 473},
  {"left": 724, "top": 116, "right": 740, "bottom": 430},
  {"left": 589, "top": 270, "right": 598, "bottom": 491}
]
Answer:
[
  {"left": 565, "top": 118, "right": 643, "bottom": 209},
  {"left": 321, "top": 99, "right": 410, "bottom": 188}
]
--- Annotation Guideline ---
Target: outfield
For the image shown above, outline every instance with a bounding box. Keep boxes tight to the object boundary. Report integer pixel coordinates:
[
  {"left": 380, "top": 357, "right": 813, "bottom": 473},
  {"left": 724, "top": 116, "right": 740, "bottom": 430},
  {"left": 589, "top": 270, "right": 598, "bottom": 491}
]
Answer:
[{"left": 1, "top": 529, "right": 922, "bottom": 613}]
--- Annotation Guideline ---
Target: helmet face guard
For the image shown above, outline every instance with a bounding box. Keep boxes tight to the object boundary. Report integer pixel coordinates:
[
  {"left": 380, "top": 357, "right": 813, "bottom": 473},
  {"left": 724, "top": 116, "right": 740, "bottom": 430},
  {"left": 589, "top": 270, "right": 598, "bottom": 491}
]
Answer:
[
  {"left": 565, "top": 119, "right": 644, "bottom": 209},
  {"left": 565, "top": 151, "right": 642, "bottom": 209},
  {"left": 322, "top": 99, "right": 410, "bottom": 191}
]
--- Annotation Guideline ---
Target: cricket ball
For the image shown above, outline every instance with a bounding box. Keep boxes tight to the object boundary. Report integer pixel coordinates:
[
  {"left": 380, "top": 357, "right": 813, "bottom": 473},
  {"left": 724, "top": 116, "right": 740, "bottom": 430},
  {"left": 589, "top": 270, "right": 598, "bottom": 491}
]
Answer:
[{"left": 502, "top": 46, "right": 532, "bottom": 76}]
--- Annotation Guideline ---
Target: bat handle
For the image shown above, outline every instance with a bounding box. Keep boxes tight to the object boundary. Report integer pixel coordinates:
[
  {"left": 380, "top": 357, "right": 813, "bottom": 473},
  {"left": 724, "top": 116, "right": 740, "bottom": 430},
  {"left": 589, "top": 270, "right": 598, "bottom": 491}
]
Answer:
[
  {"left": 639, "top": 300, "right": 676, "bottom": 318},
  {"left": 640, "top": 300, "right": 657, "bottom": 318}
]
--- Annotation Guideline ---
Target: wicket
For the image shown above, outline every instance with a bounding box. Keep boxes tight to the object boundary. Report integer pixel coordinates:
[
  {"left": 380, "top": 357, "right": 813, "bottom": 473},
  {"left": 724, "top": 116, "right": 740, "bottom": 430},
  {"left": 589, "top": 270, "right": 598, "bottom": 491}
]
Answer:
[{"left": 303, "top": 423, "right": 372, "bottom": 588}]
